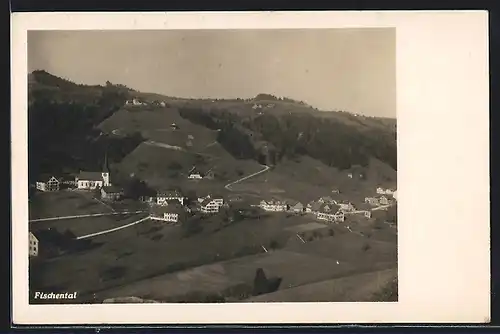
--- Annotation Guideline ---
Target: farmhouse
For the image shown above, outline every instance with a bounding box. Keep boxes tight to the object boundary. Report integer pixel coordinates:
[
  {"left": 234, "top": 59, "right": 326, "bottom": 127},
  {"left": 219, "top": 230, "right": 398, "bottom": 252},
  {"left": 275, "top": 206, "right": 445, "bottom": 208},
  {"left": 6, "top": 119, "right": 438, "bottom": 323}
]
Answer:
[
  {"left": 75, "top": 171, "right": 110, "bottom": 190},
  {"left": 101, "top": 185, "right": 124, "bottom": 201},
  {"left": 188, "top": 171, "right": 203, "bottom": 180},
  {"left": 338, "top": 201, "right": 356, "bottom": 212},
  {"left": 149, "top": 203, "right": 184, "bottom": 223},
  {"left": 259, "top": 199, "right": 288, "bottom": 212},
  {"left": 306, "top": 201, "right": 322, "bottom": 214},
  {"left": 316, "top": 203, "right": 345, "bottom": 223},
  {"left": 200, "top": 198, "right": 223, "bottom": 214},
  {"left": 378, "top": 195, "right": 390, "bottom": 206},
  {"left": 36, "top": 175, "right": 60, "bottom": 192},
  {"left": 157, "top": 190, "right": 184, "bottom": 206},
  {"left": 29, "top": 232, "right": 39, "bottom": 257},
  {"left": 288, "top": 201, "right": 305, "bottom": 213},
  {"left": 318, "top": 196, "right": 337, "bottom": 205},
  {"left": 376, "top": 187, "right": 395, "bottom": 195},
  {"left": 365, "top": 197, "right": 379, "bottom": 206}
]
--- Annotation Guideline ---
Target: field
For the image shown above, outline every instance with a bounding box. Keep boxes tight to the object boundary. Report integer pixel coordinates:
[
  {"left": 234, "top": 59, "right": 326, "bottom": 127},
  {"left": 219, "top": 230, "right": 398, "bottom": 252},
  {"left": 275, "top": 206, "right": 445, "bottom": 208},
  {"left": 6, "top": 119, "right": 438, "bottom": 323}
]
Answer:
[
  {"left": 245, "top": 268, "right": 397, "bottom": 302},
  {"left": 29, "top": 213, "right": 148, "bottom": 238},
  {"left": 92, "top": 221, "right": 396, "bottom": 303},
  {"left": 29, "top": 212, "right": 321, "bottom": 302},
  {"left": 29, "top": 190, "right": 114, "bottom": 220}
]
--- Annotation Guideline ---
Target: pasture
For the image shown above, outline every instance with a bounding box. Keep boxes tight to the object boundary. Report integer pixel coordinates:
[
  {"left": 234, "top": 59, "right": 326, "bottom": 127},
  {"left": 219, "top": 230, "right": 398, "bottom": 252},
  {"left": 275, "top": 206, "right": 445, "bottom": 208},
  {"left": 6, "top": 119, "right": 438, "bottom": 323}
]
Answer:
[
  {"left": 245, "top": 267, "right": 398, "bottom": 302},
  {"left": 29, "top": 212, "right": 313, "bottom": 302},
  {"left": 29, "top": 190, "right": 113, "bottom": 220},
  {"left": 29, "top": 213, "right": 149, "bottom": 238}
]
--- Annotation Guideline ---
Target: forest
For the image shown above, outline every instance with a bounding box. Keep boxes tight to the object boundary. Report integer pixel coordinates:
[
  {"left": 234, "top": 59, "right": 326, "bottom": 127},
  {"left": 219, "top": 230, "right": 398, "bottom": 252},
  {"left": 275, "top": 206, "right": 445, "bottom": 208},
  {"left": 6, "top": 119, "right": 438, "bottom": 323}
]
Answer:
[
  {"left": 178, "top": 105, "right": 397, "bottom": 171},
  {"left": 28, "top": 71, "right": 144, "bottom": 182}
]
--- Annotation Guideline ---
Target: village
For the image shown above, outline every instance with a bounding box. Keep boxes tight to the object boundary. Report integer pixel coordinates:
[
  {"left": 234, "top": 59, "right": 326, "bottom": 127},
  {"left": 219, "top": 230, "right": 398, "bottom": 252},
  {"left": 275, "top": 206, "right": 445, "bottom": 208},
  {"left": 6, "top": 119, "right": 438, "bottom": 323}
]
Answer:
[{"left": 29, "top": 154, "right": 397, "bottom": 258}]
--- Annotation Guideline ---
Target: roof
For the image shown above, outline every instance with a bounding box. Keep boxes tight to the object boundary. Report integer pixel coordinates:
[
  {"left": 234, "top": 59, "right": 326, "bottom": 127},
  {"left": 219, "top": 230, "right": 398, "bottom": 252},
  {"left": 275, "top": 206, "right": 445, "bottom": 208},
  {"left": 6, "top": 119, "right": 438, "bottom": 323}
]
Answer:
[
  {"left": 319, "top": 203, "right": 340, "bottom": 213},
  {"left": 102, "top": 185, "right": 123, "bottom": 193},
  {"left": 157, "top": 190, "right": 183, "bottom": 197},
  {"left": 77, "top": 171, "right": 103, "bottom": 181},
  {"left": 201, "top": 198, "right": 220, "bottom": 206},
  {"left": 150, "top": 203, "right": 183, "bottom": 215},
  {"left": 290, "top": 201, "right": 304, "bottom": 207},
  {"left": 309, "top": 201, "right": 323, "bottom": 211}
]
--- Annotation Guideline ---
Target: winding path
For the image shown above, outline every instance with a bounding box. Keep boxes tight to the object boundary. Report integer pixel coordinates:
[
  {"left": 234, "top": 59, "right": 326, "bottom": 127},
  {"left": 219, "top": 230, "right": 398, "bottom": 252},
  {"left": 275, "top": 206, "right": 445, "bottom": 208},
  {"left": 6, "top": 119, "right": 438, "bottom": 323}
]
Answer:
[
  {"left": 224, "top": 165, "right": 271, "bottom": 191},
  {"left": 29, "top": 211, "right": 146, "bottom": 223}
]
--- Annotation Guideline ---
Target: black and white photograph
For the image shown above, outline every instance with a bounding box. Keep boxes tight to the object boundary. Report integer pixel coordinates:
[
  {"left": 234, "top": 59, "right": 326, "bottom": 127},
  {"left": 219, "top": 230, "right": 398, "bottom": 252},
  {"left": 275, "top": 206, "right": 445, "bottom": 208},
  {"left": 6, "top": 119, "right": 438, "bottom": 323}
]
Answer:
[
  {"left": 12, "top": 11, "right": 489, "bottom": 324},
  {"left": 27, "top": 28, "right": 398, "bottom": 304}
]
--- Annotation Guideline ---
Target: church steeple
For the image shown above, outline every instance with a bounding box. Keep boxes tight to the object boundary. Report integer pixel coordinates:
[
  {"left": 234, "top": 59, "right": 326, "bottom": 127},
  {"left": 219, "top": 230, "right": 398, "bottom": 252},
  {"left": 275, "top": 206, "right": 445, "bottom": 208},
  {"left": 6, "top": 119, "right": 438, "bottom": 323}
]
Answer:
[{"left": 103, "top": 150, "right": 110, "bottom": 172}]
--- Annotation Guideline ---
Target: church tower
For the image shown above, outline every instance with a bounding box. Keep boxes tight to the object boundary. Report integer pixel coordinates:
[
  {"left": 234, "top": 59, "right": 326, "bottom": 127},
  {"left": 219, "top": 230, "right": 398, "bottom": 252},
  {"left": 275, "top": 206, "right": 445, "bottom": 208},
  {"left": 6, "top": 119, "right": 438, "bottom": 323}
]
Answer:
[{"left": 102, "top": 150, "right": 111, "bottom": 186}]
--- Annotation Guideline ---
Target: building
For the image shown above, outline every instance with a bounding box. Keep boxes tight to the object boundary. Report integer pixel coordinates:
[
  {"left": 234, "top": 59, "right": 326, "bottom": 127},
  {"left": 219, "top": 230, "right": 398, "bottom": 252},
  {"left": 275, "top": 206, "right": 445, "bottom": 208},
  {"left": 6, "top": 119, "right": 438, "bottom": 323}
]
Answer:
[
  {"left": 376, "top": 187, "right": 395, "bottom": 195},
  {"left": 318, "top": 196, "right": 337, "bottom": 205},
  {"left": 101, "top": 185, "right": 124, "bottom": 201},
  {"left": 36, "top": 175, "right": 60, "bottom": 192},
  {"left": 157, "top": 190, "right": 184, "bottom": 206},
  {"left": 171, "top": 123, "right": 179, "bottom": 130},
  {"left": 365, "top": 197, "right": 379, "bottom": 206},
  {"left": 259, "top": 199, "right": 287, "bottom": 212},
  {"left": 378, "top": 195, "right": 390, "bottom": 206},
  {"left": 140, "top": 196, "right": 156, "bottom": 204},
  {"left": 338, "top": 201, "right": 356, "bottom": 212},
  {"left": 149, "top": 203, "right": 184, "bottom": 223},
  {"left": 188, "top": 171, "right": 203, "bottom": 180},
  {"left": 29, "top": 232, "right": 39, "bottom": 257},
  {"left": 200, "top": 198, "right": 223, "bottom": 214},
  {"left": 392, "top": 190, "right": 397, "bottom": 200},
  {"left": 288, "top": 201, "right": 305, "bottom": 213},
  {"left": 306, "top": 201, "right": 323, "bottom": 214},
  {"left": 126, "top": 98, "right": 144, "bottom": 106},
  {"left": 316, "top": 203, "right": 344, "bottom": 223},
  {"left": 75, "top": 171, "right": 109, "bottom": 190}
]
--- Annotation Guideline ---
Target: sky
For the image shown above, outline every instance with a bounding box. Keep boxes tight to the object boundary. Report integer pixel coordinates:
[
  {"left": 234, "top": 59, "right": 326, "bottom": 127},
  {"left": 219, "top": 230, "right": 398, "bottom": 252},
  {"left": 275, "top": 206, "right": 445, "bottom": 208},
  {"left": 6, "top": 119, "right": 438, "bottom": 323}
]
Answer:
[{"left": 28, "top": 29, "right": 396, "bottom": 117}]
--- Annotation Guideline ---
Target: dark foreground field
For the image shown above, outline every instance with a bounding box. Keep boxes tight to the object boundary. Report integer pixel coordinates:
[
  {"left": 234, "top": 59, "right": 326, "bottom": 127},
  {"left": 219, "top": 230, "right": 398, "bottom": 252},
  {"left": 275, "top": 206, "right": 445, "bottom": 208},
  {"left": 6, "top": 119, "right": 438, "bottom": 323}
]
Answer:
[{"left": 29, "top": 209, "right": 397, "bottom": 303}]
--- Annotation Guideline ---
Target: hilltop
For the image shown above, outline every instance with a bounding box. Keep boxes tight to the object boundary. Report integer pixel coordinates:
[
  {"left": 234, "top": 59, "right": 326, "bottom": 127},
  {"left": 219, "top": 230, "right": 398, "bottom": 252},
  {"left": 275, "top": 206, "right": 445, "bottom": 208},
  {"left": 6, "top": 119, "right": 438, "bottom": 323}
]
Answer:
[{"left": 28, "top": 71, "right": 396, "bottom": 198}]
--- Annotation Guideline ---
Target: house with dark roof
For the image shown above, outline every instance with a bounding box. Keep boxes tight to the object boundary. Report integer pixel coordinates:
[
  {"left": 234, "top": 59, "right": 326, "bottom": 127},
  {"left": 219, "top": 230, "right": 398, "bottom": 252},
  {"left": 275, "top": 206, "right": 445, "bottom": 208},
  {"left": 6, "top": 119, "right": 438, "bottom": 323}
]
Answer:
[
  {"left": 101, "top": 185, "right": 124, "bottom": 201},
  {"left": 259, "top": 199, "right": 288, "bottom": 212},
  {"left": 200, "top": 197, "right": 223, "bottom": 214},
  {"left": 316, "top": 203, "right": 344, "bottom": 223},
  {"left": 288, "top": 201, "right": 305, "bottom": 213},
  {"left": 306, "top": 201, "right": 322, "bottom": 214},
  {"left": 157, "top": 190, "right": 184, "bottom": 206}
]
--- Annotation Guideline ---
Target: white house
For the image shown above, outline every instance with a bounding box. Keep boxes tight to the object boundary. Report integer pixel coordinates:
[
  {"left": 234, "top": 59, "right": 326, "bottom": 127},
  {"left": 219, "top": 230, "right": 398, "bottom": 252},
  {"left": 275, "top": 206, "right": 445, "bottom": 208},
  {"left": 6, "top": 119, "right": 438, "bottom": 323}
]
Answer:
[
  {"left": 188, "top": 172, "right": 203, "bottom": 180},
  {"left": 149, "top": 203, "right": 183, "bottom": 223},
  {"left": 392, "top": 191, "right": 397, "bottom": 200},
  {"left": 200, "top": 198, "right": 223, "bottom": 214},
  {"left": 378, "top": 195, "right": 390, "bottom": 206},
  {"left": 36, "top": 176, "right": 60, "bottom": 192},
  {"left": 347, "top": 173, "right": 353, "bottom": 179},
  {"left": 315, "top": 203, "right": 345, "bottom": 223},
  {"left": 75, "top": 171, "right": 110, "bottom": 190},
  {"left": 157, "top": 190, "right": 184, "bottom": 206},
  {"left": 338, "top": 201, "right": 356, "bottom": 212},
  {"left": 29, "top": 232, "right": 39, "bottom": 257},
  {"left": 365, "top": 197, "right": 379, "bottom": 206},
  {"left": 160, "top": 101, "right": 166, "bottom": 107},
  {"left": 260, "top": 199, "right": 287, "bottom": 212},
  {"left": 376, "top": 187, "right": 395, "bottom": 195}
]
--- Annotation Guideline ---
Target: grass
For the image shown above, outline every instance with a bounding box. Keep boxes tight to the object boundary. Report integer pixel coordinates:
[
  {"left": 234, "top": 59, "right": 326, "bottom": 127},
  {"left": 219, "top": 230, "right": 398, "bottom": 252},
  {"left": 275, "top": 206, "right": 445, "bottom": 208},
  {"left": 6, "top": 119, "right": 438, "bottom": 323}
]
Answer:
[
  {"left": 29, "top": 213, "right": 312, "bottom": 302},
  {"left": 29, "top": 213, "right": 149, "bottom": 238},
  {"left": 29, "top": 191, "right": 113, "bottom": 220},
  {"left": 245, "top": 267, "right": 398, "bottom": 302}
]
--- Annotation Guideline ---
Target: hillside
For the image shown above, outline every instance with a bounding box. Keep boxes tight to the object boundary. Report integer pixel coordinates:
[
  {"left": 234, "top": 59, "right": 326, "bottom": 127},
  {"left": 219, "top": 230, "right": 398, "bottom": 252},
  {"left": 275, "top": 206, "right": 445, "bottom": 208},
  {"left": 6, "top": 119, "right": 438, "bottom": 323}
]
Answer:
[{"left": 28, "top": 71, "right": 396, "bottom": 195}]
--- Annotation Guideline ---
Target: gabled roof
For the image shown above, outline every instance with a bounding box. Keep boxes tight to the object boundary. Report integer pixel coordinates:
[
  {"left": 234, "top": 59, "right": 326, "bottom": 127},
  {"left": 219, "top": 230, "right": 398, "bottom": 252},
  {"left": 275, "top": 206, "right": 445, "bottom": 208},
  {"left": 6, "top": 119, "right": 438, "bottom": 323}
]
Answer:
[
  {"left": 309, "top": 201, "right": 323, "bottom": 211},
  {"left": 201, "top": 198, "right": 218, "bottom": 206},
  {"left": 319, "top": 203, "right": 340, "bottom": 213},
  {"left": 157, "top": 190, "right": 183, "bottom": 197},
  {"left": 77, "top": 171, "right": 103, "bottom": 181}
]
